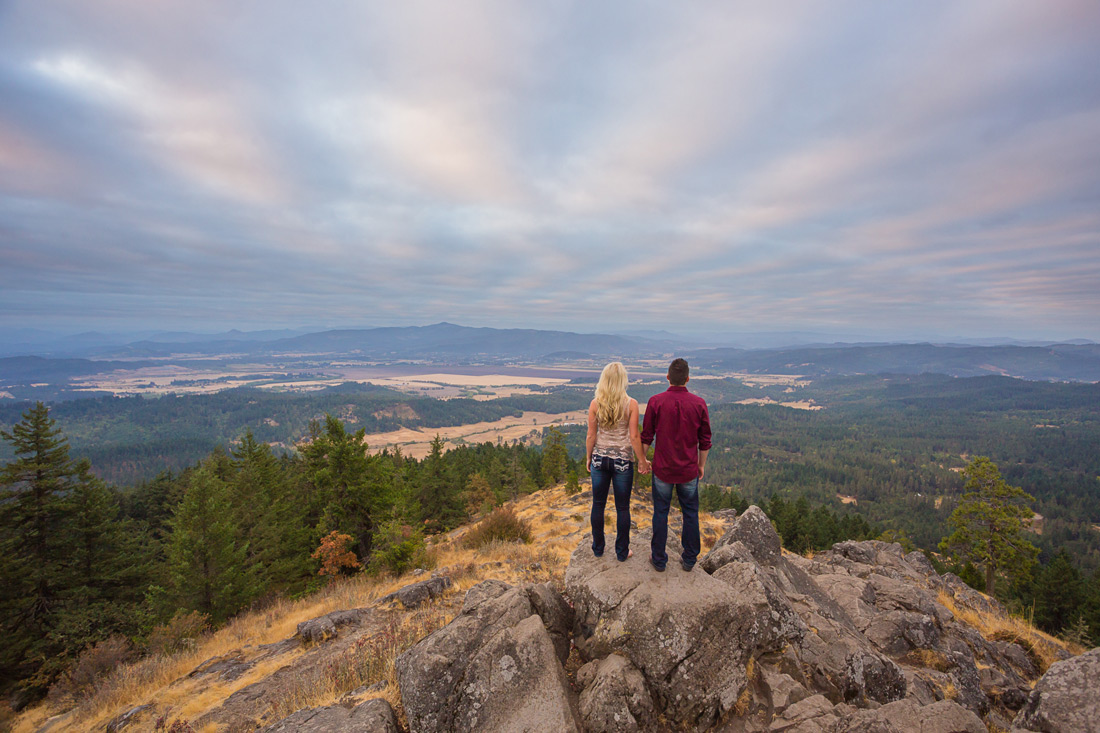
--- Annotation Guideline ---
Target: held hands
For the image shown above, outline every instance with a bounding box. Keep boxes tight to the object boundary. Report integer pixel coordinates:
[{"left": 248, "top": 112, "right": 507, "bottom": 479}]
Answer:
[{"left": 638, "top": 457, "right": 651, "bottom": 474}]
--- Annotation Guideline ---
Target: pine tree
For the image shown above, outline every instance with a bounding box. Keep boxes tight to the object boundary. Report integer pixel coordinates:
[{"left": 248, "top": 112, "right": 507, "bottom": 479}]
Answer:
[
  {"left": 416, "top": 435, "right": 462, "bottom": 531},
  {"left": 464, "top": 472, "right": 495, "bottom": 516},
  {"left": 1034, "top": 549, "right": 1085, "bottom": 634},
  {"left": 939, "top": 456, "right": 1038, "bottom": 595},
  {"left": 166, "top": 461, "right": 255, "bottom": 623},
  {"left": 230, "top": 431, "right": 301, "bottom": 590},
  {"left": 540, "top": 427, "right": 568, "bottom": 485},
  {"left": 304, "top": 415, "right": 392, "bottom": 559},
  {"left": 0, "top": 402, "right": 140, "bottom": 691}
]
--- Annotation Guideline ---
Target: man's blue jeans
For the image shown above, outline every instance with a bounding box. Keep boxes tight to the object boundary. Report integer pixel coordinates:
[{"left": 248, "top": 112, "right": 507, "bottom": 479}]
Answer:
[
  {"left": 651, "top": 475, "right": 700, "bottom": 569},
  {"left": 590, "top": 455, "right": 634, "bottom": 560}
]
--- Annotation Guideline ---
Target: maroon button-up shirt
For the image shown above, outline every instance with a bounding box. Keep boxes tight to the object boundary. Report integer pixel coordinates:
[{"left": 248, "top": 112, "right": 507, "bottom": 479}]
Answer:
[{"left": 640, "top": 385, "right": 712, "bottom": 483}]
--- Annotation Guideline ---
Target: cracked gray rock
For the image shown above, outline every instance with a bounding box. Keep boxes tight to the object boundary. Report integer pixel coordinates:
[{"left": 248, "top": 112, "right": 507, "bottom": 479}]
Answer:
[{"left": 395, "top": 580, "right": 581, "bottom": 732}]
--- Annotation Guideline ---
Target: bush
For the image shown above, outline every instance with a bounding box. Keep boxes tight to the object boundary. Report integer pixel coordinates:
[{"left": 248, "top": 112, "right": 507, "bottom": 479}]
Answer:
[
  {"left": 146, "top": 610, "right": 209, "bottom": 656},
  {"left": 463, "top": 507, "right": 533, "bottom": 548},
  {"left": 369, "top": 519, "right": 428, "bottom": 576},
  {"left": 48, "top": 636, "right": 133, "bottom": 704},
  {"left": 312, "top": 530, "right": 362, "bottom": 578}
]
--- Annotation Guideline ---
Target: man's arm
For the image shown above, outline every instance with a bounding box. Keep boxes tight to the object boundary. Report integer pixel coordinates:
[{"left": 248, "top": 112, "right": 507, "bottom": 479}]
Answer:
[
  {"left": 697, "top": 402, "right": 712, "bottom": 479},
  {"left": 640, "top": 399, "right": 656, "bottom": 447}
]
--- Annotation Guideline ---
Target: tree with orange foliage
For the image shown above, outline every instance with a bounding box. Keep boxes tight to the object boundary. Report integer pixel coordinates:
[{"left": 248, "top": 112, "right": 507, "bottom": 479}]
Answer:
[{"left": 312, "top": 530, "right": 362, "bottom": 578}]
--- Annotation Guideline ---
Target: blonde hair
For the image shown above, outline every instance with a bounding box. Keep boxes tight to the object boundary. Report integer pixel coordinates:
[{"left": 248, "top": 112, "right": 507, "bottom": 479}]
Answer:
[{"left": 594, "top": 362, "right": 629, "bottom": 428}]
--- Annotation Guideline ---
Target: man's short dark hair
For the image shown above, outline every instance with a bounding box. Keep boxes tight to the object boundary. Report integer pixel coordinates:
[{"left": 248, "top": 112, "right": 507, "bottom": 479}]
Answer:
[{"left": 668, "top": 358, "right": 689, "bottom": 386}]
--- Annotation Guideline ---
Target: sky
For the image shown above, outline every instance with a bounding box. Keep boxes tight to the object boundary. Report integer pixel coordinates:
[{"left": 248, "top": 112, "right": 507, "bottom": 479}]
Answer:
[{"left": 1, "top": 1, "right": 1098, "bottom": 341}]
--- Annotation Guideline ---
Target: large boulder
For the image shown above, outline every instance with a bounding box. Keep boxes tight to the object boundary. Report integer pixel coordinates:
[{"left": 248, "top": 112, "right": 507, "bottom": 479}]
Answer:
[
  {"left": 566, "top": 527, "right": 803, "bottom": 729},
  {"left": 708, "top": 505, "right": 782, "bottom": 565},
  {"left": 835, "top": 697, "right": 985, "bottom": 733},
  {"left": 841, "top": 650, "right": 907, "bottom": 706},
  {"left": 379, "top": 574, "right": 452, "bottom": 609},
  {"left": 577, "top": 654, "right": 656, "bottom": 732},
  {"left": 295, "top": 608, "right": 371, "bottom": 643},
  {"left": 1014, "top": 646, "right": 1100, "bottom": 733},
  {"left": 395, "top": 580, "right": 581, "bottom": 732}
]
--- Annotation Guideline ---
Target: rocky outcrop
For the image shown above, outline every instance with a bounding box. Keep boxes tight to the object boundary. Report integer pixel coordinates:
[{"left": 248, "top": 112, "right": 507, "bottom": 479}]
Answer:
[
  {"left": 395, "top": 580, "right": 581, "bottom": 732},
  {"left": 379, "top": 574, "right": 453, "bottom": 609},
  {"left": 576, "top": 654, "right": 655, "bottom": 732},
  {"left": 391, "top": 505, "right": 1086, "bottom": 732},
  {"left": 295, "top": 608, "right": 372, "bottom": 643},
  {"left": 566, "top": 525, "right": 804, "bottom": 729},
  {"left": 1014, "top": 647, "right": 1100, "bottom": 733}
]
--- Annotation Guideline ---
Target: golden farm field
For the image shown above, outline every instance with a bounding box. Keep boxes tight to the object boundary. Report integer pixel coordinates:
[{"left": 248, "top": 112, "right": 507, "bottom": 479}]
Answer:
[
  {"left": 360, "top": 410, "right": 588, "bottom": 458},
  {"left": 67, "top": 363, "right": 589, "bottom": 399}
]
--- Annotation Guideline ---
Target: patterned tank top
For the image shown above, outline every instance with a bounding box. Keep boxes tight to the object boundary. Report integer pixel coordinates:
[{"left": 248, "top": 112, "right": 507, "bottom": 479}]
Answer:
[{"left": 593, "top": 397, "right": 633, "bottom": 461}]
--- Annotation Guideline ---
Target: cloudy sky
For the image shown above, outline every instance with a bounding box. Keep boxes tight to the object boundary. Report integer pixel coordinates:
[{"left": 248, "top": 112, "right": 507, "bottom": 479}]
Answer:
[{"left": 1, "top": 1, "right": 1098, "bottom": 340}]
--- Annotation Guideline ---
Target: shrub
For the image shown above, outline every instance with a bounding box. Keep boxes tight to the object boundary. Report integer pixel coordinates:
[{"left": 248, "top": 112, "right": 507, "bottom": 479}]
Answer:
[
  {"left": 463, "top": 507, "right": 533, "bottom": 548},
  {"left": 369, "top": 520, "right": 428, "bottom": 576},
  {"left": 48, "top": 636, "right": 133, "bottom": 704},
  {"left": 146, "top": 610, "right": 210, "bottom": 656},
  {"left": 312, "top": 530, "right": 362, "bottom": 578}
]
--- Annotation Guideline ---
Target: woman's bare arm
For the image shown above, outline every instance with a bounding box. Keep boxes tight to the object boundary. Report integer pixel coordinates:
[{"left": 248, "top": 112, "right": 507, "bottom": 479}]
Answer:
[
  {"left": 628, "top": 399, "right": 650, "bottom": 473},
  {"left": 585, "top": 399, "right": 598, "bottom": 465}
]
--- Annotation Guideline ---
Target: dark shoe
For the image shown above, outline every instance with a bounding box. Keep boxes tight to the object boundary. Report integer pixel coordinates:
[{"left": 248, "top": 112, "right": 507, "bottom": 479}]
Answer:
[
  {"left": 649, "top": 557, "right": 666, "bottom": 572},
  {"left": 680, "top": 560, "right": 694, "bottom": 572},
  {"left": 617, "top": 549, "right": 633, "bottom": 562},
  {"left": 593, "top": 550, "right": 604, "bottom": 558}
]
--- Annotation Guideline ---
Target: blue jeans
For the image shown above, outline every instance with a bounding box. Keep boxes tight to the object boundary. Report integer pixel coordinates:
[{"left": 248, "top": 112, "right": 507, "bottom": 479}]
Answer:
[
  {"left": 651, "top": 475, "right": 700, "bottom": 569},
  {"left": 590, "top": 455, "right": 634, "bottom": 560}
]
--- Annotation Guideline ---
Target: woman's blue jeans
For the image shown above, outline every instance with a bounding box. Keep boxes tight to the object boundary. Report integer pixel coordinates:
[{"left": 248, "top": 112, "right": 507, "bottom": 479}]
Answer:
[{"left": 590, "top": 455, "right": 634, "bottom": 560}]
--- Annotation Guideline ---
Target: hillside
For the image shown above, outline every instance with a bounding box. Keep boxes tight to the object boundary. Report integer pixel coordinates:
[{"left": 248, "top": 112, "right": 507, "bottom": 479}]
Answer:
[
  {"left": 12, "top": 487, "right": 1088, "bottom": 733},
  {"left": 687, "top": 342, "right": 1100, "bottom": 381}
]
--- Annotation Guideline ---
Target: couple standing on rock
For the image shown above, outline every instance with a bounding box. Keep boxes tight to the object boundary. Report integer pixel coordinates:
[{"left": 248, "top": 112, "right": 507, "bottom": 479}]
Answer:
[{"left": 584, "top": 358, "right": 712, "bottom": 572}]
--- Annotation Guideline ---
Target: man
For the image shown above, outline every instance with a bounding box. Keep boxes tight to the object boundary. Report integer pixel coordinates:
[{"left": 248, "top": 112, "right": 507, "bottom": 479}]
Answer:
[{"left": 641, "top": 358, "right": 711, "bottom": 572}]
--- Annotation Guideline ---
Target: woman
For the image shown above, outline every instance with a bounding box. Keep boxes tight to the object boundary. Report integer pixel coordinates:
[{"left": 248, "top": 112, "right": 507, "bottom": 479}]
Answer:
[{"left": 586, "top": 361, "right": 650, "bottom": 561}]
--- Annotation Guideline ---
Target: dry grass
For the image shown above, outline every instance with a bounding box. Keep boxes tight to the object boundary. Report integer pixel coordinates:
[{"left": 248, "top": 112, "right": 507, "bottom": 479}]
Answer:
[
  {"left": 13, "top": 574, "right": 412, "bottom": 733},
  {"left": 936, "top": 589, "right": 1072, "bottom": 674},
  {"left": 267, "top": 608, "right": 451, "bottom": 722},
  {"left": 905, "top": 648, "right": 953, "bottom": 672},
  {"left": 732, "top": 685, "right": 753, "bottom": 716}
]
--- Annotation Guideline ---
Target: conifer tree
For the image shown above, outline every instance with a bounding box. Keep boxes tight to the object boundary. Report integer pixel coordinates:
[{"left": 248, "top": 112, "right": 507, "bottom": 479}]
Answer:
[
  {"left": 304, "top": 415, "right": 392, "bottom": 560},
  {"left": 464, "top": 472, "right": 495, "bottom": 516},
  {"left": 939, "top": 456, "right": 1038, "bottom": 595},
  {"left": 416, "top": 435, "right": 463, "bottom": 531},
  {"left": 60, "top": 469, "right": 149, "bottom": 643},
  {"left": 1034, "top": 549, "right": 1085, "bottom": 634},
  {"left": 166, "top": 461, "right": 255, "bottom": 623},
  {"left": 0, "top": 403, "right": 140, "bottom": 691},
  {"left": 540, "top": 427, "right": 568, "bottom": 485}
]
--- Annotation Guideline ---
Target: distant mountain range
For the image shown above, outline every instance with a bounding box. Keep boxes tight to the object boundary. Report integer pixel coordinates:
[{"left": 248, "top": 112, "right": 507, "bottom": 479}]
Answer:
[
  {"left": 686, "top": 342, "right": 1100, "bottom": 381},
  {"left": 1, "top": 324, "right": 1099, "bottom": 393}
]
